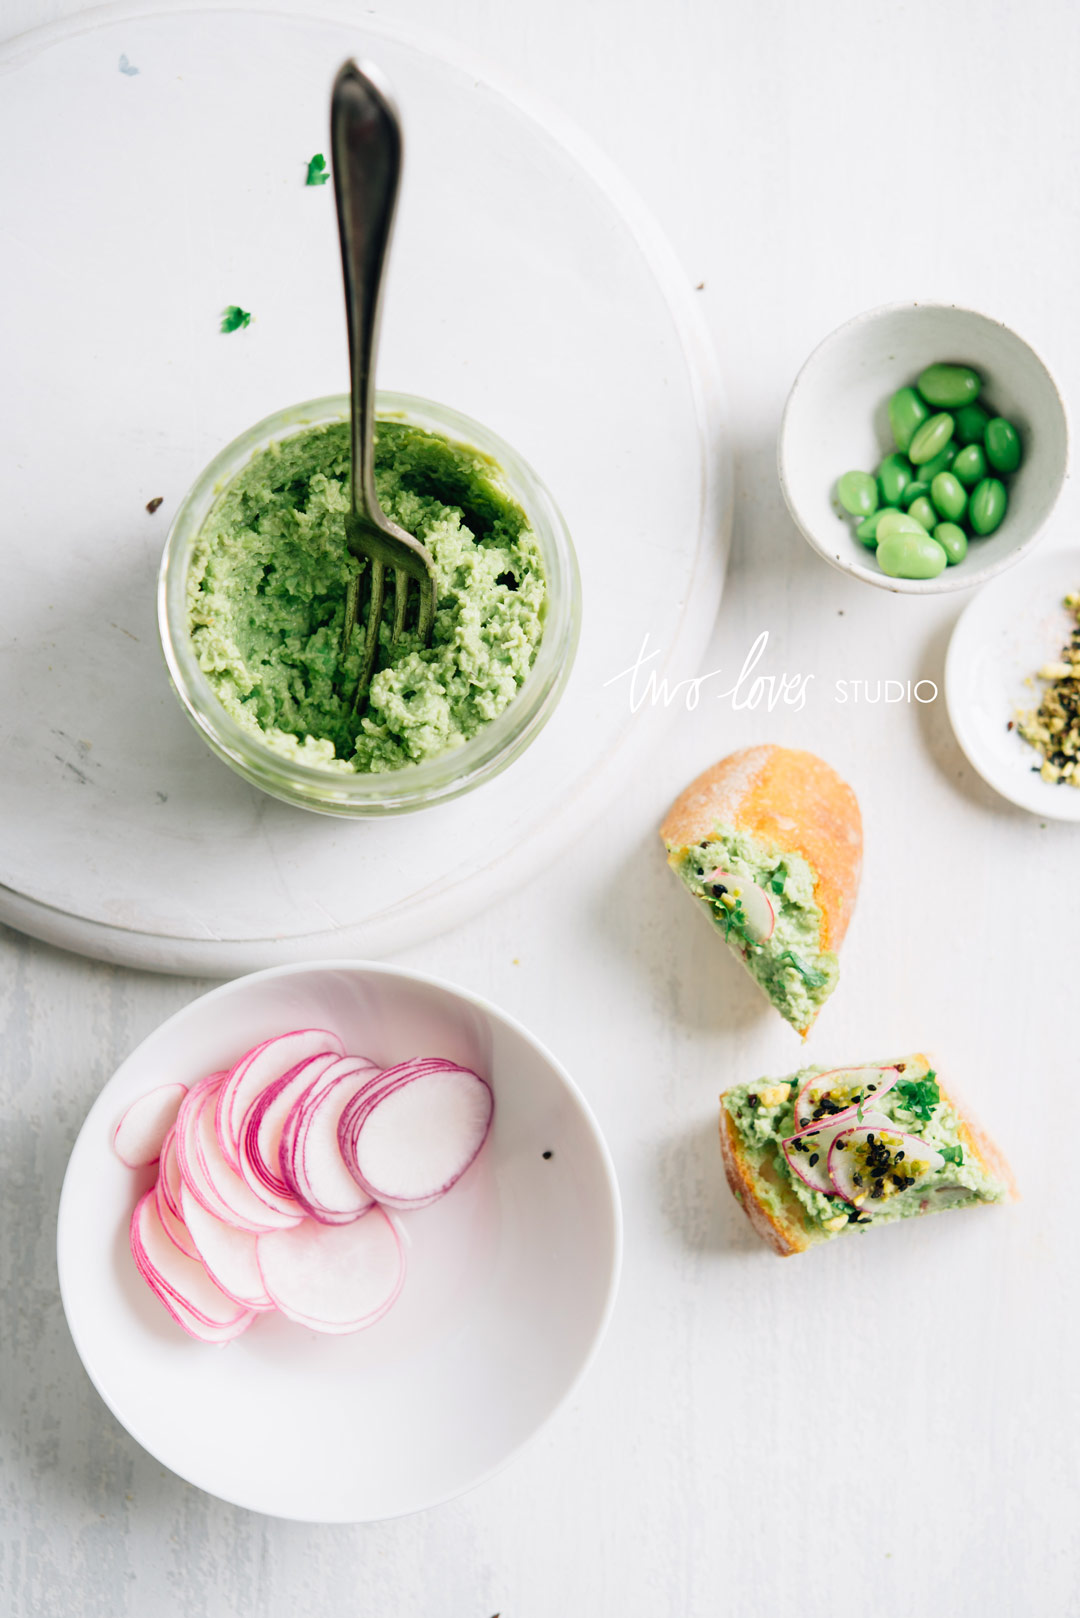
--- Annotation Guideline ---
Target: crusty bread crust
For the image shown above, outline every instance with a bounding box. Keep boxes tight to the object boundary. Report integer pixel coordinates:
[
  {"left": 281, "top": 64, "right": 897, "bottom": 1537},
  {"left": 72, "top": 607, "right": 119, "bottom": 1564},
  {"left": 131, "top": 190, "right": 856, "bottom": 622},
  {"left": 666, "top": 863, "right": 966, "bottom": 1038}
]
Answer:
[
  {"left": 720, "top": 1055, "right": 1018, "bottom": 1257},
  {"left": 660, "top": 745, "right": 862, "bottom": 951}
]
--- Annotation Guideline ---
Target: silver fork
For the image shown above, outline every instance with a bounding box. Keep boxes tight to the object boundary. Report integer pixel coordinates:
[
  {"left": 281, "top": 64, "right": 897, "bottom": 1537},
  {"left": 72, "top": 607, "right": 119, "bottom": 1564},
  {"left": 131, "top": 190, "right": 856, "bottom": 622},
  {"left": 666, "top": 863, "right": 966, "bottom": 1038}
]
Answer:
[{"left": 330, "top": 60, "right": 436, "bottom": 709}]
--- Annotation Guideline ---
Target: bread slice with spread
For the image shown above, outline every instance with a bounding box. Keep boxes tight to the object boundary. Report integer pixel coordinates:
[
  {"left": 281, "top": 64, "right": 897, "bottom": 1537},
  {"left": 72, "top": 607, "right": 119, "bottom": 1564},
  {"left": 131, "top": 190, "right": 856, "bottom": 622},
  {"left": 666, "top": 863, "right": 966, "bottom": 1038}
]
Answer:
[
  {"left": 661, "top": 745, "right": 862, "bottom": 1035},
  {"left": 720, "top": 1053, "right": 1016, "bottom": 1256}
]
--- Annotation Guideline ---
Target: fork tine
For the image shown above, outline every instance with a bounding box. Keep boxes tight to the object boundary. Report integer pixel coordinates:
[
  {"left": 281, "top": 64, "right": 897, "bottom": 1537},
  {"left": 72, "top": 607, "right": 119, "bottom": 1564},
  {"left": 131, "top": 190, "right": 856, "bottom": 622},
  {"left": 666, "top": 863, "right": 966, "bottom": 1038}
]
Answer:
[
  {"left": 391, "top": 566, "right": 409, "bottom": 644},
  {"left": 354, "top": 557, "right": 386, "bottom": 709}
]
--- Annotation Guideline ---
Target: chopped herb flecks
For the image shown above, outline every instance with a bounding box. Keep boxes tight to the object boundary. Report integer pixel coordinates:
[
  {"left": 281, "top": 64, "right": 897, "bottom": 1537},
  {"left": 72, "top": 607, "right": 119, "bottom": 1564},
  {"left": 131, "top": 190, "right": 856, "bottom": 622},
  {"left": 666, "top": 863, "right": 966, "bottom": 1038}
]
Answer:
[
  {"left": 220, "top": 305, "right": 252, "bottom": 333},
  {"left": 940, "top": 1144, "right": 964, "bottom": 1168},
  {"left": 894, "top": 1070, "right": 940, "bottom": 1124},
  {"left": 777, "top": 949, "right": 828, "bottom": 989},
  {"left": 306, "top": 153, "right": 330, "bottom": 186}
]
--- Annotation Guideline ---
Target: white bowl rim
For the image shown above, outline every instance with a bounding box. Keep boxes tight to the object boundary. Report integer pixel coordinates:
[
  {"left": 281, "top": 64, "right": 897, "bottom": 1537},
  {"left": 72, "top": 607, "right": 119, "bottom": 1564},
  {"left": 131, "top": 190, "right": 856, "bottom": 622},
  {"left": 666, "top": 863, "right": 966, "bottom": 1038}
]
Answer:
[
  {"left": 56, "top": 957, "right": 624, "bottom": 1522},
  {"left": 778, "top": 299, "right": 1071, "bottom": 596}
]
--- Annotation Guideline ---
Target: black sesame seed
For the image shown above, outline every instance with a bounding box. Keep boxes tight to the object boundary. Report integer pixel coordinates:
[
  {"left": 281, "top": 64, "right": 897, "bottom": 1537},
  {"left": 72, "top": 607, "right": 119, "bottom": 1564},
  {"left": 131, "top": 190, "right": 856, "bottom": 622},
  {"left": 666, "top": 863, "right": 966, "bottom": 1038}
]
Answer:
[
  {"left": 809, "top": 1153, "right": 819, "bottom": 1167},
  {"left": 747, "top": 1094, "right": 759, "bottom": 1108},
  {"left": 542, "top": 1151, "right": 553, "bottom": 1160}
]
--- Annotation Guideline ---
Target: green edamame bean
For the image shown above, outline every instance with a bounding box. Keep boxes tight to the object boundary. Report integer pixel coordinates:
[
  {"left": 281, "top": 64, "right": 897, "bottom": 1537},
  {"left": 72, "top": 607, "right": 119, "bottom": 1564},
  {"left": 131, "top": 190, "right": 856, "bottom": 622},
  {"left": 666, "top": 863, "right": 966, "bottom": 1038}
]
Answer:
[
  {"left": 933, "top": 522, "right": 968, "bottom": 565},
  {"left": 907, "top": 496, "right": 938, "bottom": 532},
  {"left": 837, "top": 469, "right": 878, "bottom": 516},
  {"left": 969, "top": 477, "right": 1008, "bottom": 535},
  {"left": 952, "top": 444, "right": 987, "bottom": 487},
  {"left": 930, "top": 471, "right": 967, "bottom": 522},
  {"left": 888, "top": 386, "right": 931, "bottom": 454},
  {"left": 876, "top": 451, "right": 914, "bottom": 507},
  {"left": 908, "top": 412, "right": 955, "bottom": 465},
  {"left": 856, "top": 511, "right": 885, "bottom": 545},
  {"left": 984, "top": 417, "right": 1022, "bottom": 474},
  {"left": 877, "top": 529, "right": 949, "bottom": 580},
  {"left": 915, "top": 442, "right": 957, "bottom": 483},
  {"left": 901, "top": 480, "right": 930, "bottom": 508},
  {"left": 917, "top": 363, "right": 981, "bottom": 409},
  {"left": 877, "top": 508, "right": 931, "bottom": 543},
  {"left": 954, "top": 402, "right": 991, "bottom": 444}
]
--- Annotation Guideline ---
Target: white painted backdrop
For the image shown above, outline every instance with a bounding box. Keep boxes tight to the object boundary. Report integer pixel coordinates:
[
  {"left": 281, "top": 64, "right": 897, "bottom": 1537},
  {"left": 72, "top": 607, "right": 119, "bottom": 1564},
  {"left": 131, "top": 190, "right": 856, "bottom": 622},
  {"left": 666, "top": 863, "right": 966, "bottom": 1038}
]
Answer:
[{"left": 3, "top": 1, "right": 1078, "bottom": 1615}]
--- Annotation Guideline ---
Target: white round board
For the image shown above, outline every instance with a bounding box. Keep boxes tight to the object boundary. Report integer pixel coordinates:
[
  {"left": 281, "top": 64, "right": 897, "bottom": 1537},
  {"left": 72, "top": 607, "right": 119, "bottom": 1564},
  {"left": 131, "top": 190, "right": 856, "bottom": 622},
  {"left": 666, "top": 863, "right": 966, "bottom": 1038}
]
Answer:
[
  {"left": 0, "top": 2, "right": 729, "bottom": 975},
  {"left": 946, "top": 543, "right": 1080, "bottom": 820}
]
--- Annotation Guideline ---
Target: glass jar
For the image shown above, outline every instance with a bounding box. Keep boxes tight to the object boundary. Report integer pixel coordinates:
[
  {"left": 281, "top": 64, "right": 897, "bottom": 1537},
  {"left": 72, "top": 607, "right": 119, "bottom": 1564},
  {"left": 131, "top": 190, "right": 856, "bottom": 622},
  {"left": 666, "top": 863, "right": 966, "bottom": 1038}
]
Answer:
[{"left": 158, "top": 393, "right": 580, "bottom": 817}]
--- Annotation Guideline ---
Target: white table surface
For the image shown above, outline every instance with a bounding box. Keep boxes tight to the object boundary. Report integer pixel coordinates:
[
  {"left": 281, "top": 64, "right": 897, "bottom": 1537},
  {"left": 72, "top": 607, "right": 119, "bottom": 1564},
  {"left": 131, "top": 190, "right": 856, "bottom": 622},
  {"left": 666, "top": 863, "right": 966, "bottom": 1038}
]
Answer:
[{"left": 3, "top": 2, "right": 1078, "bottom": 1615}]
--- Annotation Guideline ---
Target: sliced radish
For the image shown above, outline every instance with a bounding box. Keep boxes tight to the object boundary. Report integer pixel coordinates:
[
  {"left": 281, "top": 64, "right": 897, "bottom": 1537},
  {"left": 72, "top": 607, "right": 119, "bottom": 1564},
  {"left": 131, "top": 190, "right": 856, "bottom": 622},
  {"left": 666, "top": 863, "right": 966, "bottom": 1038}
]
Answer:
[
  {"left": 155, "top": 1135, "right": 201, "bottom": 1259},
  {"left": 256, "top": 1205, "right": 404, "bottom": 1333},
  {"left": 113, "top": 1082, "right": 187, "bottom": 1167},
  {"left": 827, "top": 1126, "right": 945, "bottom": 1210},
  {"left": 237, "top": 1053, "right": 339, "bottom": 1210},
  {"left": 782, "top": 1110, "right": 892, "bottom": 1196},
  {"left": 179, "top": 1184, "right": 274, "bottom": 1311},
  {"left": 130, "top": 1189, "right": 255, "bottom": 1341},
  {"left": 702, "top": 868, "right": 776, "bottom": 942},
  {"left": 216, "top": 1029, "right": 345, "bottom": 1171},
  {"left": 340, "top": 1059, "right": 493, "bottom": 1211},
  {"left": 176, "top": 1078, "right": 301, "bottom": 1232},
  {"left": 281, "top": 1057, "right": 380, "bottom": 1223},
  {"left": 793, "top": 1066, "right": 900, "bottom": 1133}
]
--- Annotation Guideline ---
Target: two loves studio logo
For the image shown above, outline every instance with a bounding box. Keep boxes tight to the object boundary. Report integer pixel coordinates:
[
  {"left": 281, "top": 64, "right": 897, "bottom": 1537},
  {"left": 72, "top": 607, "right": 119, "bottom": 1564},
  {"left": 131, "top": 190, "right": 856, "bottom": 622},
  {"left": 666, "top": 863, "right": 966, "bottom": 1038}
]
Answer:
[{"left": 604, "top": 632, "right": 938, "bottom": 713}]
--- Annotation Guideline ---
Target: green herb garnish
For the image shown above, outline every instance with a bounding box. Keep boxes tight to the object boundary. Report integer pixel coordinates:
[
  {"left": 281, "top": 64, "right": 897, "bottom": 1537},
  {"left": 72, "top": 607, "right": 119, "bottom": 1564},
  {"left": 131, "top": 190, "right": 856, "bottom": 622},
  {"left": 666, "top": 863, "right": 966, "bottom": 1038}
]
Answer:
[
  {"left": 940, "top": 1144, "right": 964, "bottom": 1167},
  {"left": 770, "top": 865, "right": 787, "bottom": 896},
  {"left": 306, "top": 153, "right": 330, "bottom": 186},
  {"left": 893, "top": 1070, "right": 940, "bottom": 1124},
  {"left": 220, "top": 305, "right": 252, "bottom": 333},
  {"left": 777, "top": 949, "right": 828, "bottom": 988}
]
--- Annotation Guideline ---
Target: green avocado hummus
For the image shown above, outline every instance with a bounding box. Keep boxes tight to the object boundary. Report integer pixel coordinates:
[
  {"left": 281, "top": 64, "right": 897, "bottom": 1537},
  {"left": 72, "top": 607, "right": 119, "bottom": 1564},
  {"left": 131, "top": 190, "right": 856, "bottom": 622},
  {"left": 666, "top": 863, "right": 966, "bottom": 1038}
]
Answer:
[
  {"left": 186, "top": 419, "right": 545, "bottom": 773},
  {"left": 724, "top": 1055, "right": 1009, "bottom": 1245},
  {"left": 666, "top": 826, "right": 837, "bottom": 1032}
]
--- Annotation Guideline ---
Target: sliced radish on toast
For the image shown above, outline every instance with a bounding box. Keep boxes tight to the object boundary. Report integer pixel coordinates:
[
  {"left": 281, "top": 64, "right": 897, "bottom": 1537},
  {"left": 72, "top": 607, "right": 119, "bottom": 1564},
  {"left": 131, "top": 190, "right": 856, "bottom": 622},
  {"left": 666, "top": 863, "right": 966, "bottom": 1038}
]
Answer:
[
  {"left": 793, "top": 1066, "right": 900, "bottom": 1132},
  {"left": 782, "top": 1109, "right": 892, "bottom": 1196},
  {"left": 702, "top": 868, "right": 776, "bottom": 942},
  {"left": 828, "top": 1125, "right": 945, "bottom": 1210}
]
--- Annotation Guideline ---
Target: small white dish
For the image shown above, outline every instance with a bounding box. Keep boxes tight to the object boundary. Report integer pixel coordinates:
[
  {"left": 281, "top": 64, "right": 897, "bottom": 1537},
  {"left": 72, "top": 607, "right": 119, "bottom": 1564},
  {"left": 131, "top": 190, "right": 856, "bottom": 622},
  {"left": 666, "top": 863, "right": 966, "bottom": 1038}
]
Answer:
[
  {"left": 57, "top": 963, "right": 622, "bottom": 1522},
  {"left": 779, "top": 302, "right": 1069, "bottom": 595},
  {"left": 946, "top": 547, "right": 1080, "bottom": 820}
]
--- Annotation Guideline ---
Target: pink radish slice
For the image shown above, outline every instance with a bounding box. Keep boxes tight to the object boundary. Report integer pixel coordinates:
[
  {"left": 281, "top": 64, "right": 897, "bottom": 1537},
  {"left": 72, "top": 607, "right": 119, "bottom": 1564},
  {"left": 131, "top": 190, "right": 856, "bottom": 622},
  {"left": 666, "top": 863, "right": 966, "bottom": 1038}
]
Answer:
[
  {"left": 216, "top": 1029, "right": 345, "bottom": 1172},
  {"left": 237, "top": 1053, "right": 339, "bottom": 1208},
  {"left": 256, "top": 1205, "right": 404, "bottom": 1333},
  {"left": 341, "top": 1060, "right": 494, "bottom": 1211},
  {"left": 179, "top": 1183, "right": 274, "bottom": 1310},
  {"left": 130, "top": 1190, "right": 255, "bottom": 1339},
  {"left": 177, "top": 1079, "right": 300, "bottom": 1232},
  {"left": 702, "top": 869, "right": 776, "bottom": 942},
  {"left": 281, "top": 1057, "right": 380, "bottom": 1223},
  {"left": 793, "top": 1066, "right": 900, "bottom": 1133},
  {"left": 782, "top": 1110, "right": 892, "bottom": 1196},
  {"left": 113, "top": 1082, "right": 187, "bottom": 1167},
  {"left": 827, "top": 1125, "right": 945, "bottom": 1208},
  {"left": 155, "top": 1144, "right": 201, "bottom": 1260}
]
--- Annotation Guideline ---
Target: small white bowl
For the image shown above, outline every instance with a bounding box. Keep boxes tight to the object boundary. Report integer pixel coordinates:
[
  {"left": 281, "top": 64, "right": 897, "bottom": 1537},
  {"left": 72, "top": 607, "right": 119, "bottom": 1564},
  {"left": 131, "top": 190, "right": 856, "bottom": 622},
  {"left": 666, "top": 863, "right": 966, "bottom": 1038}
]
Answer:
[
  {"left": 779, "top": 302, "right": 1069, "bottom": 595},
  {"left": 57, "top": 962, "right": 622, "bottom": 1522},
  {"left": 946, "top": 545, "right": 1080, "bottom": 819}
]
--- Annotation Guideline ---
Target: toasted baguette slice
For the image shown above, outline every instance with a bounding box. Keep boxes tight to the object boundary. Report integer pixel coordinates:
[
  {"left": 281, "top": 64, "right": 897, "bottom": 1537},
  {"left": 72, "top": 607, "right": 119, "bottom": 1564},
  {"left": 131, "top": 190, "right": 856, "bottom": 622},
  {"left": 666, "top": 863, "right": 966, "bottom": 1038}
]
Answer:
[
  {"left": 720, "top": 1054, "right": 1017, "bottom": 1256},
  {"left": 661, "top": 746, "right": 862, "bottom": 1034}
]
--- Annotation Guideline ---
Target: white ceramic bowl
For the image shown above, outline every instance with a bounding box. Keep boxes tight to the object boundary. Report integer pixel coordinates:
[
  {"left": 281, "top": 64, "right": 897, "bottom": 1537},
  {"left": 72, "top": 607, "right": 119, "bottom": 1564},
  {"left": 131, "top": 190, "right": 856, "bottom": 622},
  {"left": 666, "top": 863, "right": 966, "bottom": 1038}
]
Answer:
[
  {"left": 779, "top": 302, "right": 1069, "bottom": 595},
  {"left": 57, "top": 963, "right": 622, "bottom": 1522}
]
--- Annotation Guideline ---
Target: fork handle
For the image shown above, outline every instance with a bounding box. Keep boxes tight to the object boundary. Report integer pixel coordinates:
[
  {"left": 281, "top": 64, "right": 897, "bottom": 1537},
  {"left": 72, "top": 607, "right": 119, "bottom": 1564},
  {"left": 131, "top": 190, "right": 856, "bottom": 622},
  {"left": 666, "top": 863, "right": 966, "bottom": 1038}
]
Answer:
[{"left": 331, "top": 60, "right": 401, "bottom": 528}]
